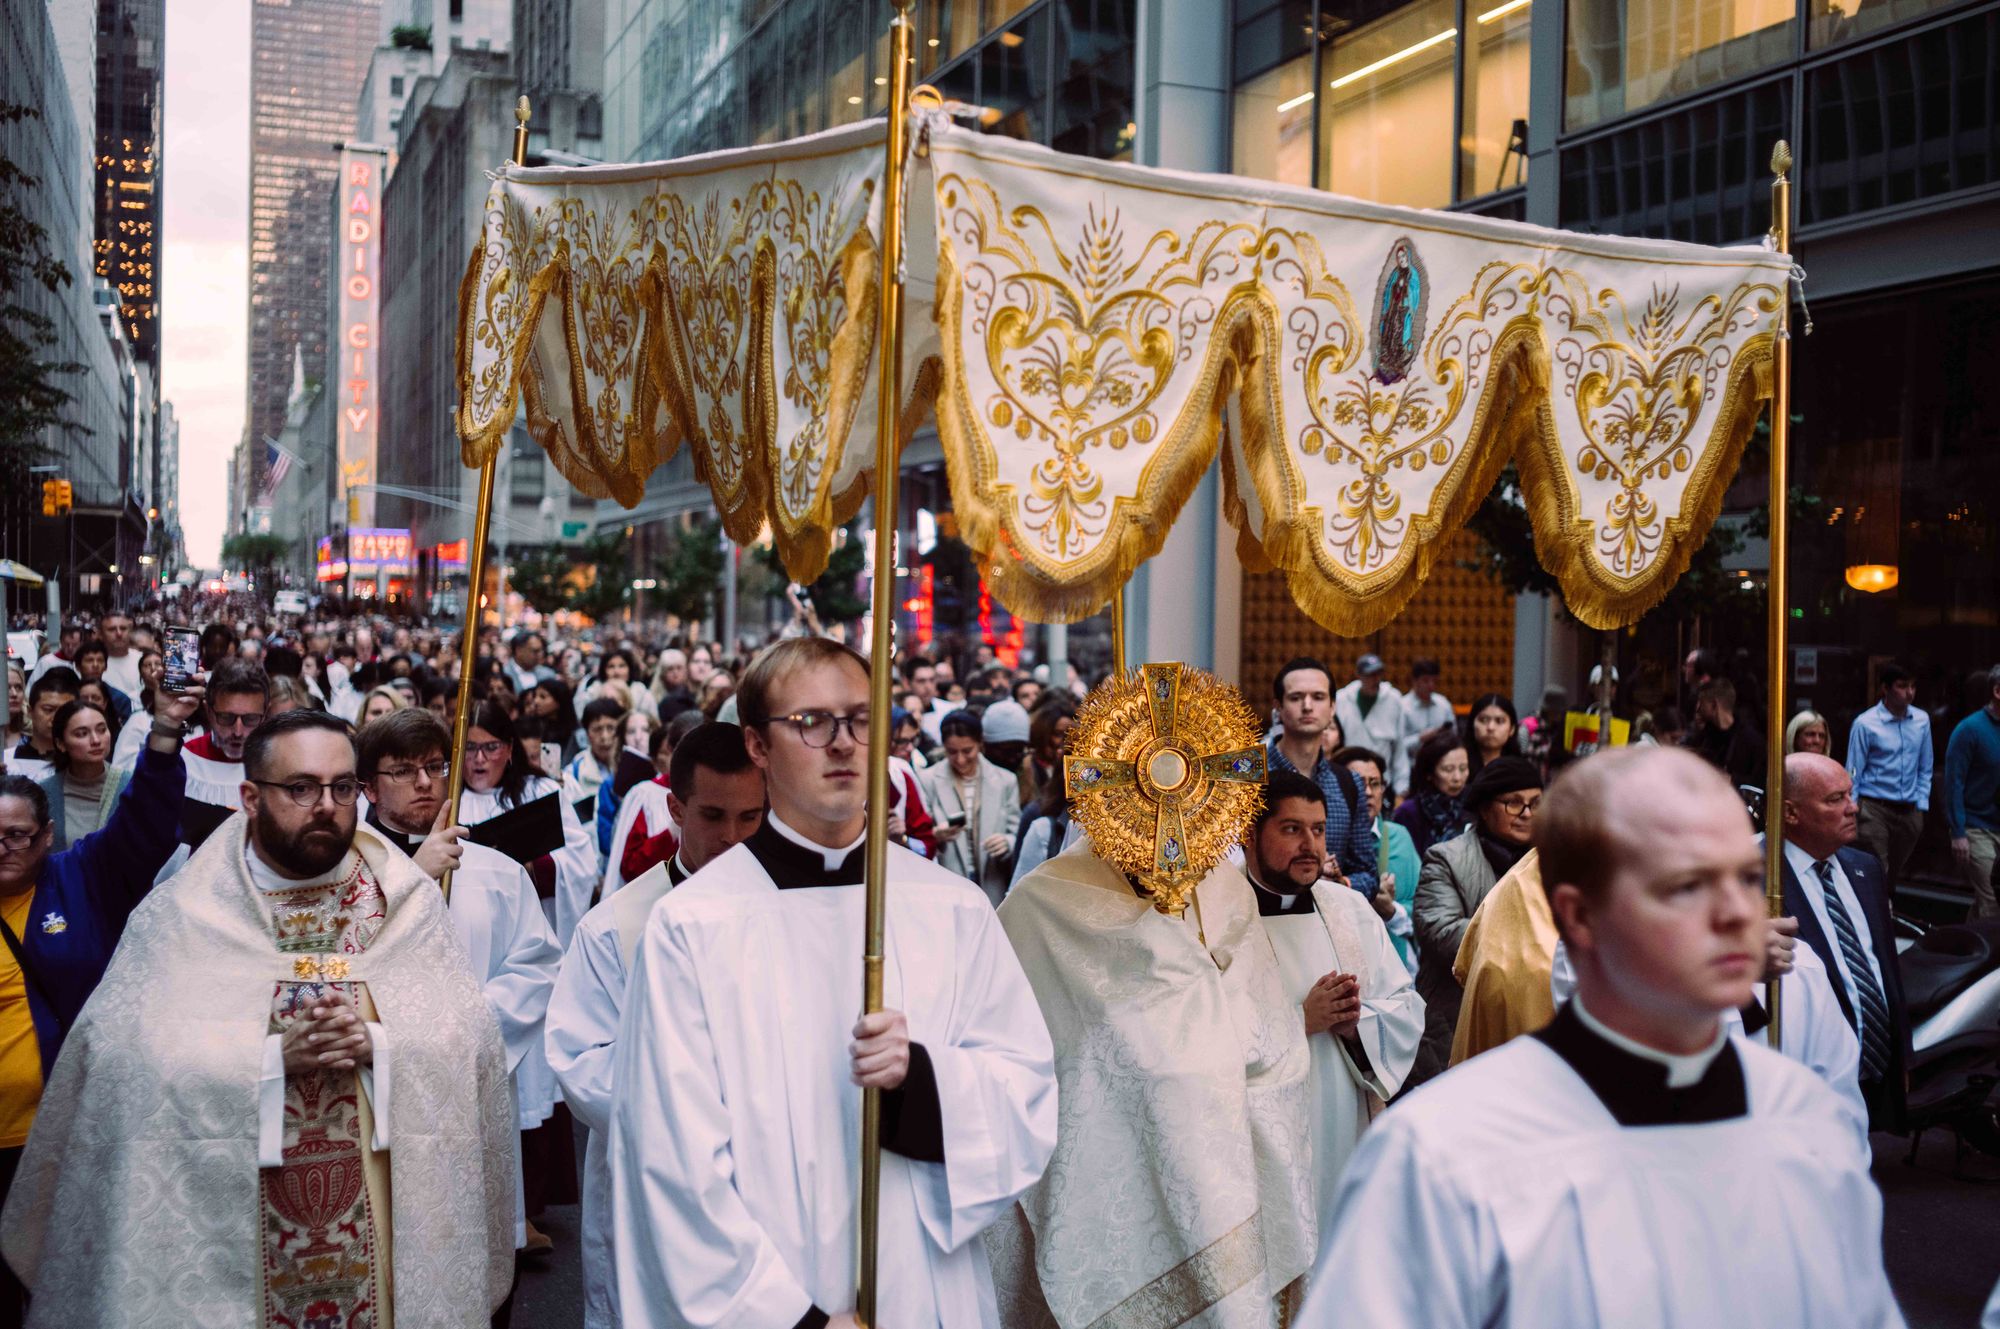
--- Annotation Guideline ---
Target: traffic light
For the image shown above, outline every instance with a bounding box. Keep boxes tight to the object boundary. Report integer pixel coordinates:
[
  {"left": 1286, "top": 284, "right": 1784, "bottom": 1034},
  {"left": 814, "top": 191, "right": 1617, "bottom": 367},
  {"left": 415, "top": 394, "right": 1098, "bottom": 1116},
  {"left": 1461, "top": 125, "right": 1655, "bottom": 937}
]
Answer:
[
  {"left": 41, "top": 479, "right": 57, "bottom": 516},
  {"left": 56, "top": 479, "right": 72, "bottom": 511}
]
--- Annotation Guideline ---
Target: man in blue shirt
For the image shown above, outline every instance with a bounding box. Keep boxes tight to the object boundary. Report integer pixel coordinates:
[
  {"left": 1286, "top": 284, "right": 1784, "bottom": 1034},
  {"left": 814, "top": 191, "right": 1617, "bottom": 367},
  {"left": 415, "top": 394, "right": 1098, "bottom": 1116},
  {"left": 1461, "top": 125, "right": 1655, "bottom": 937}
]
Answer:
[
  {"left": 1845, "top": 661, "right": 1932, "bottom": 900},
  {"left": 1266, "top": 657, "right": 1378, "bottom": 897},
  {"left": 1945, "top": 663, "right": 2000, "bottom": 919}
]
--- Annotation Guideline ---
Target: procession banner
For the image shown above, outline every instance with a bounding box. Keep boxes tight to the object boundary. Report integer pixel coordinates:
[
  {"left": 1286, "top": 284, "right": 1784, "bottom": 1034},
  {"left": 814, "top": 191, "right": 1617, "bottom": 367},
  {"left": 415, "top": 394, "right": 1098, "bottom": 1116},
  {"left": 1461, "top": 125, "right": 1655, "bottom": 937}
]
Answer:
[{"left": 459, "top": 114, "right": 1790, "bottom": 632}]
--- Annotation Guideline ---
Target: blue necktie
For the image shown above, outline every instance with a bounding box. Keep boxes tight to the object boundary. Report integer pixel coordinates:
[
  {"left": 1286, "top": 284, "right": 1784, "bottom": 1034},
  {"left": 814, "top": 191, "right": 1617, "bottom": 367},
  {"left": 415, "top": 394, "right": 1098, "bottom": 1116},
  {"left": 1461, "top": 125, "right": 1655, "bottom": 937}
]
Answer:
[{"left": 1816, "top": 859, "right": 1892, "bottom": 1081}]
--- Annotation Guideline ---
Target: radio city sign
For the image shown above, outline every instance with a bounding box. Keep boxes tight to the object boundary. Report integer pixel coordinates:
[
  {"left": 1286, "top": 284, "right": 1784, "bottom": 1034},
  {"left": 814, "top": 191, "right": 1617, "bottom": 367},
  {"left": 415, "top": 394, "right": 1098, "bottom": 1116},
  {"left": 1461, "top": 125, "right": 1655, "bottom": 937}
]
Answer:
[{"left": 337, "top": 144, "right": 389, "bottom": 526}]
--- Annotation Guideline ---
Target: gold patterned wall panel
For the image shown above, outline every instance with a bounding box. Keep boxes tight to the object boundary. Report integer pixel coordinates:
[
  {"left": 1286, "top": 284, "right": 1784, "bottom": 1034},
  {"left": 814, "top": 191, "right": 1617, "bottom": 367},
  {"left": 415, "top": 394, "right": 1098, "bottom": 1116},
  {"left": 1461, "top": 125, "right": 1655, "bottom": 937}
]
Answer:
[{"left": 1239, "top": 532, "right": 1516, "bottom": 716}]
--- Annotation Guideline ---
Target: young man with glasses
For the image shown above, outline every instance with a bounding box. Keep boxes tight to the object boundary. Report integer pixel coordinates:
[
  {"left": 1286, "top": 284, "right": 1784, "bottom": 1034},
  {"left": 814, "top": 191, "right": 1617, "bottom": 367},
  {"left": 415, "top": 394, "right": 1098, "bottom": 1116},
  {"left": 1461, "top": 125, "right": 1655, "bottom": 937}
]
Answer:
[
  {"left": 608, "top": 637, "right": 1057, "bottom": 1329},
  {"left": 3, "top": 709, "right": 518, "bottom": 1327},
  {"left": 357, "top": 708, "right": 563, "bottom": 1277}
]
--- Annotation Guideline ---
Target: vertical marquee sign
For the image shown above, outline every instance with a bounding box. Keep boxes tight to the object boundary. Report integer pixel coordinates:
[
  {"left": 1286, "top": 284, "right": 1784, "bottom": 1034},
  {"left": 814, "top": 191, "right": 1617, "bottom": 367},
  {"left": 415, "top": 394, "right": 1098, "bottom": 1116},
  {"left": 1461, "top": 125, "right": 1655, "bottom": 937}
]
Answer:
[{"left": 337, "top": 143, "right": 389, "bottom": 530}]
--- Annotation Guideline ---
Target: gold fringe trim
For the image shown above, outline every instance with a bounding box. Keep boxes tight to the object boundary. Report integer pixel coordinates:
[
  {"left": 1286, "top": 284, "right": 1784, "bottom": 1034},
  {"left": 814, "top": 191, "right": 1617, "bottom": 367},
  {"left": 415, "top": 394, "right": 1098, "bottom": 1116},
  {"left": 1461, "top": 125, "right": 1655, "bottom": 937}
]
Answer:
[{"left": 460, "top": 171, "right": 1782, "bottom": 636}]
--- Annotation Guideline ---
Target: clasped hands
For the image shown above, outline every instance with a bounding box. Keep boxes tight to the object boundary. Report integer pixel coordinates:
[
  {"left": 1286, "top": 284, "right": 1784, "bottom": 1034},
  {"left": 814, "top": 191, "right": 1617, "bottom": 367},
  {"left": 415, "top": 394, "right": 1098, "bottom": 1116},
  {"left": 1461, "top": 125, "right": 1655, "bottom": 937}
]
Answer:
[
  {"left": 1304, "top": 971, "right": 1362, "bottom": 1039},
  {"left": 281, "top": 993, "right": 373, "bottom": 1075}
]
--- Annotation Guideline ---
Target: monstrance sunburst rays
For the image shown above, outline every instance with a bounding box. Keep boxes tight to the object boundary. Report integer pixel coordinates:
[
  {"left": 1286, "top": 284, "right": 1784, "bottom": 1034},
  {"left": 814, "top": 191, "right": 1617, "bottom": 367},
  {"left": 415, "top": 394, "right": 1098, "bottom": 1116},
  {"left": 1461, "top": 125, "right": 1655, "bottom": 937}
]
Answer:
[{"left": 1063, "top": 661, "right": 1268, "bottom": 915}]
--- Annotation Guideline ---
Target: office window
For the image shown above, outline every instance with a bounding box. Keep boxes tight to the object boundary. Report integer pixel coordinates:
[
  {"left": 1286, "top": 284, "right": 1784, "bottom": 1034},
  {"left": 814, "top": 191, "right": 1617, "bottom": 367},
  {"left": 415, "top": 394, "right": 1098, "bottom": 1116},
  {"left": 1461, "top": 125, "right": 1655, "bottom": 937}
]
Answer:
[
  {"left": 1566, "top": 0, "right": 1795, "bottom": 130},
  {"left": 980, "top": 11, "right": 1050, "bottom": 142},
  {"left": 1053, "top": 0, "right": 1138, "bottom": 160},
  {"left": 921, "top": 0, "right": 983, "bottom": 71},
  {"left": 1233, "top": 53, "right": 1315, "bottom": 186},
  {"left": 390, "top": 75, "right": 404, "bottom": 97},
  {"left": 1321, "top": 0, "right": 1457, "bottom": 208},
  {"left": 1810, "top": 0, "right": 1967, "bottom": 47},
  {"left": 1460, "top": 0, "right": 1532, "bottom": 197}
]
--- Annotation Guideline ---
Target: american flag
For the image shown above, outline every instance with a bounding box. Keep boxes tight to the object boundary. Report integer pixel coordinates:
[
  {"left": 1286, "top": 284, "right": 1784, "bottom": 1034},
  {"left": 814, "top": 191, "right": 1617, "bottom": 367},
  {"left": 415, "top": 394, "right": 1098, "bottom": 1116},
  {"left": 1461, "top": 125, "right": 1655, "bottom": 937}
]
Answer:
[{"left": 263, "top": 437, "right": 296, "bottom": 496}]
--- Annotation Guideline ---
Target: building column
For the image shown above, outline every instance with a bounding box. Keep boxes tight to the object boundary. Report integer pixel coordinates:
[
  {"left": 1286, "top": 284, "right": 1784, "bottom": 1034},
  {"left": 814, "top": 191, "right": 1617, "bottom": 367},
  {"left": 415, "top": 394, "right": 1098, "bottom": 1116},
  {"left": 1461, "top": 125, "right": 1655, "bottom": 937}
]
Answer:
[{"left": 1129, "top": 0, "right": 1235, "bottom": 675}]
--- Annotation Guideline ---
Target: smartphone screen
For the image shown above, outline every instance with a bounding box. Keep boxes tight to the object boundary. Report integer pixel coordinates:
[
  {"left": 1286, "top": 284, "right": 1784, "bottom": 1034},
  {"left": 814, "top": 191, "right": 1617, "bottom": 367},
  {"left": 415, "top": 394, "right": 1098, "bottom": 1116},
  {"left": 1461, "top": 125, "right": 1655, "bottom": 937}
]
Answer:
[
  {"left": 947, "top": 812, "right": 968, "bottom": 828},
  {"left": 164, "top": 627, "right": 200, "bottom": 692}
]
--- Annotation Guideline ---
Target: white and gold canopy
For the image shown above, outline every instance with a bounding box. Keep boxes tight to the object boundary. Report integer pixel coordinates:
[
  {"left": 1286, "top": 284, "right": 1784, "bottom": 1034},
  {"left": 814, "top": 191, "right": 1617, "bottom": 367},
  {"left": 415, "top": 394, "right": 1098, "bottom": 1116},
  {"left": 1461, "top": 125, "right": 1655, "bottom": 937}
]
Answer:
[{"left": 458, "top": 115, "right": 1788, "bottom": 632}]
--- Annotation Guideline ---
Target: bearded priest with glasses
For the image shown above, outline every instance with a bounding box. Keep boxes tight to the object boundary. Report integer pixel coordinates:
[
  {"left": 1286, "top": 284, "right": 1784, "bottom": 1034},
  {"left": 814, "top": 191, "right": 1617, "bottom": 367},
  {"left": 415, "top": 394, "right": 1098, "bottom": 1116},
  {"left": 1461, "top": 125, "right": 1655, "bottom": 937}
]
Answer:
[
  {"left": 2, "top": 709, "right": 517, "bottom": 1328},
  {"left": 609, "top": 637, "right": 1058, "bottom": 1329}
]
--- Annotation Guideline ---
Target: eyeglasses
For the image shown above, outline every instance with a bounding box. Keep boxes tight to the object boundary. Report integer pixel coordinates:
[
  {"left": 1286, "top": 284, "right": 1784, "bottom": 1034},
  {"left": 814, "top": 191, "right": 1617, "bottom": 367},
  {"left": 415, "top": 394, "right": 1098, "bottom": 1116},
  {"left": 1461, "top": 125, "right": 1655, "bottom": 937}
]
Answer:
[
  {"left": 762, "top": 710, "right": 871, "bottom": 749},
  {"left": 0, "top": 827, "right": 43, "bottom": 853},
  {"left": 465, "top": 740, "right": 508, "bottom": 759},
  {"left": 377, "top": 761, "right": 449, "bottom": 784},
  {"left": 1354, "top": 775, "right": 1386, "bottom": 791},
  {"left": 254, "top": 778, "right": 363, "bottom": 807},
  {"left": 211, "top": 711, "right": 265, "bottom": 731},
  {"left": 1496, "top": 794, "right": 1543, "bottom": 818}
]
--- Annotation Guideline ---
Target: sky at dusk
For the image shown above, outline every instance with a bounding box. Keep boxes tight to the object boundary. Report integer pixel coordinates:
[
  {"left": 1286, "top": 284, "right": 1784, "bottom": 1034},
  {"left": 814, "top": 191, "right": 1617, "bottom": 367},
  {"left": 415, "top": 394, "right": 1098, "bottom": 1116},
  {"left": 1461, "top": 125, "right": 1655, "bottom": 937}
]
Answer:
[{"left": 160, "top": 0, "right": 251, "bottom": 569}]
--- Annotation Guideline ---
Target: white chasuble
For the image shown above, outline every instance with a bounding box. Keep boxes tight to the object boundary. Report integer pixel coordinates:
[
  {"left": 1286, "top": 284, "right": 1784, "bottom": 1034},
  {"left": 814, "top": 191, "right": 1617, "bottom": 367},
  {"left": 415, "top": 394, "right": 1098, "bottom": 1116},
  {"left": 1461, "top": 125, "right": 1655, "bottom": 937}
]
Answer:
[
  {"left": 1, "top": 817, "right": 516, "bottom": 1328},
  {"left": 609, "top": 821, "right": 1057, "bottom": 1329},
  {"left": 1256, "top": 880, "right": 1423, "bottom": 1232},
  {"left": 991, "top": 843, "right": 1316, "bottom": 1329},
  {"left": 1300, "top": 1005, "right": 1905, "bottom": 1329}
]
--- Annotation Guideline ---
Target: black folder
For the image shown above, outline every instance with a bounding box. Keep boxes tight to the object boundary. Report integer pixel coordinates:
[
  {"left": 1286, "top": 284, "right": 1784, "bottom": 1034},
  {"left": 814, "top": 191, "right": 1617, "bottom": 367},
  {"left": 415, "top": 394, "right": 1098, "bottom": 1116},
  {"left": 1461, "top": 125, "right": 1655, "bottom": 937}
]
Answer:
[
  {"left": 466, "top": 792, "right": 566, "bottom": 863},
  {"left": 181, "top": 798, "right": 235, "bottom": 850},
  {"left": 610, "top": 748, "right": 657, "bottom": 799}
]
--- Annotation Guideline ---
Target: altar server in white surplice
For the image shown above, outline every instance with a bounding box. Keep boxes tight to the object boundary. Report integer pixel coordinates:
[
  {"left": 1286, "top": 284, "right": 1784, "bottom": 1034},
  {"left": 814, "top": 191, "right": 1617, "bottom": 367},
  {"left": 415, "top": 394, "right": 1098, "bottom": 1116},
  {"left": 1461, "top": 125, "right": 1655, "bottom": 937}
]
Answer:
[
  {"left": 547, "top": 721, "right": 767, "bottom": 1328},
  {"left": 357, "top": 708, "right": 564, "bottom": 1248},
  {"left": 609, "top": 638, "right": 1058, "bottom": 1329},
  {"left": 1246, "top": 770, "right": 1422, "bottom": 1229},
  {"left": 1301, "top": 747, "right": 1904, "bottom": 1329}
]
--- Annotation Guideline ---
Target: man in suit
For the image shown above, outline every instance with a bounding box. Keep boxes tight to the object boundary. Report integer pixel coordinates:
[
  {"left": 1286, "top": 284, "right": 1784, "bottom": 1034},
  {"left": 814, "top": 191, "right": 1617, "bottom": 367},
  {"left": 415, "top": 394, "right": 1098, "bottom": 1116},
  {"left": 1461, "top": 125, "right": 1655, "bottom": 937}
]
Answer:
[
  {"left": 919, "top": 709, "right": 1020, "bottom": 906},
  {"left": 1779, "top": 751, "right": 1910, "bottom": 1131}
]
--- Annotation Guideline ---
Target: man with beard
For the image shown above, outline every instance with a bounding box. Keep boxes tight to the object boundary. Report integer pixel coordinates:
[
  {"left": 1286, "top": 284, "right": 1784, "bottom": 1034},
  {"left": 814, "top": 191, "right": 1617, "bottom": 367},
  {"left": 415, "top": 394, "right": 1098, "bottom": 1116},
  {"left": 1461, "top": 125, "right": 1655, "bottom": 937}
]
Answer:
[
  {"left": 2, "top": 710, "right": 517, "bottom": 1327},
  {"left": 358, "top": 708, "right": 563, "bottom": 1273},
  {"left": 545, "top": 722, "right": 767, "bottom": 1327},
  {"left": 1245, "top": 771, "right": 1422, "bottom": 1233}
]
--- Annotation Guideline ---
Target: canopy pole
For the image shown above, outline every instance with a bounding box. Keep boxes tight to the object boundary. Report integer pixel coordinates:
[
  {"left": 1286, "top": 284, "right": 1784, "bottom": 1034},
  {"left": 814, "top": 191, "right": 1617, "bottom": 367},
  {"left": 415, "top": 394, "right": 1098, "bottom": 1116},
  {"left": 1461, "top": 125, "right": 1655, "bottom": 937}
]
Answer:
[
  {"left": 439, "top": 96, "right": 532, "bottom": 904},
  {"left": 1763, "top": 140, "right": 1795, "bottom": 1048},
  {"left": 857, "top": 9, "right": 914, "bottom": 1325},
  {"left": 1111, "top": 589, "right": 1127, "bottom": 677}
]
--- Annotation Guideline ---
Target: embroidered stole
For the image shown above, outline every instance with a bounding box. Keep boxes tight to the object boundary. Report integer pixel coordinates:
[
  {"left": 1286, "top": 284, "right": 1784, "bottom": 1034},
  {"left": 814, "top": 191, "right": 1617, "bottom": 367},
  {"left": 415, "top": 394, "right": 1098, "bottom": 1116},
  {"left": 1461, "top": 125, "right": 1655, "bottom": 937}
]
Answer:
[{"left": 259, "top": 854, "right": 394, "bottom": 1329}]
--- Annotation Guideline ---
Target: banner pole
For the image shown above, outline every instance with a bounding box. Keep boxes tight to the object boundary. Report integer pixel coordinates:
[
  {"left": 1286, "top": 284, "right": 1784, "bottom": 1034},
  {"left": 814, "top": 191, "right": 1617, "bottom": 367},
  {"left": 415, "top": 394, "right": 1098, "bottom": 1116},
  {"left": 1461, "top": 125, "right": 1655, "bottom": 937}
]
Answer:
[
  {"left": 440, "top": 96, "right": 531, "bottom": 904},
  {"left": 1763, "top": 139, "right": 1794, "bottom": 1047},
  {"left": 857, "top": 9, "right": 915, "bottom": 1325}
]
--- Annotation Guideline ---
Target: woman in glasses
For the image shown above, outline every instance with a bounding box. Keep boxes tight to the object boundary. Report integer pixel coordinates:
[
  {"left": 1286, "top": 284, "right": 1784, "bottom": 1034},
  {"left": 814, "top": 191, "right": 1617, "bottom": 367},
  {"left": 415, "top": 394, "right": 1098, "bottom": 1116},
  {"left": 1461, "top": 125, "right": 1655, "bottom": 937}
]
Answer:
[
  {"left": 1409, "top": 755, "right": 1544, "bottom": 1087},
  {"left": 454, "top": 700, "right": 601, "bottom": 949}
]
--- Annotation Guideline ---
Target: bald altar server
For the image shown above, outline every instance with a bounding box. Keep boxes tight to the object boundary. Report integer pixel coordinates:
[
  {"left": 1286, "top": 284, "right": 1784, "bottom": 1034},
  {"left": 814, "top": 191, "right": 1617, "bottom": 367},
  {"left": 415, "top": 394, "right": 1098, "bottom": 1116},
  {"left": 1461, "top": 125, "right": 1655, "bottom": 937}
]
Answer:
[
  {"left": 546, "top": 721, "right": 767, "bottom": 1328},
  {"left": 1245, "top": 771, "right": 1422, "bottom": 1229},
  {"left": 995, "top": 836, "right": 1316, "bottom": 1327},
  {"left": 609, "top": 639, "right": 1058, "bottom": 1328},
  {"left": 2, "top": 710, "right": 515, "bottom": 1327},
  {"left": 1302, "top": 747, "right": 1903, "bottom": 1329},
  {"left": 358, "top": 708, "right": 564, "bottom": 1254}
]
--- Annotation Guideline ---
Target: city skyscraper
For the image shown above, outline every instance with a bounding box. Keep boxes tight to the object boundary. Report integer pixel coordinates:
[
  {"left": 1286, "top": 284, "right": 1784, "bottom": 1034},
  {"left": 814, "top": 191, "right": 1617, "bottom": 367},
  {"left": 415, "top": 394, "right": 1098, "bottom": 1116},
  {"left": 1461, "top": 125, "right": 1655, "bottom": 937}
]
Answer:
[
  {"left": 92, "top": 0, "right": 164, "bottom": 381},
  {"left": 243, "top": 0, "right": 379, "bottom": 511}
]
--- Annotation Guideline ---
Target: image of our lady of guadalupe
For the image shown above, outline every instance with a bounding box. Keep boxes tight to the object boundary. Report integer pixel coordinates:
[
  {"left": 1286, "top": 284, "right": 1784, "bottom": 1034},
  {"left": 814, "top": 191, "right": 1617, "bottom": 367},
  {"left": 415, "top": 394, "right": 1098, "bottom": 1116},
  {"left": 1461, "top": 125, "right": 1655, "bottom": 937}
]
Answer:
[{"left": 1371, "top": 238, "right": 1428, "bottom": 385}]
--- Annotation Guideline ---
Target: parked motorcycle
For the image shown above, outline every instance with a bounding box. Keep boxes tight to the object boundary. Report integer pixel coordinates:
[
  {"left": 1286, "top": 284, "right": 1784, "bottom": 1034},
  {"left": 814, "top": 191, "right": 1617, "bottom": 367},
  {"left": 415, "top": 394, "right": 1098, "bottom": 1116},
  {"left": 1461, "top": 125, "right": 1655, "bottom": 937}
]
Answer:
[{"left": 1895, "top": 915, "right": 2000, "bottom": 1161}]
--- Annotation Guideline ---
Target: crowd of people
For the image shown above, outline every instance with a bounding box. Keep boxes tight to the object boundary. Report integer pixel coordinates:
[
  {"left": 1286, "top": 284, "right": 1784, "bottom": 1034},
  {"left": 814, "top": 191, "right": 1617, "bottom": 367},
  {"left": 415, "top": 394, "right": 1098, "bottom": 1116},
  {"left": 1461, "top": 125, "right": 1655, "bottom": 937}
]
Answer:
[{"left": 0, "top": 594, "right": 1992, "bottom": 1327}]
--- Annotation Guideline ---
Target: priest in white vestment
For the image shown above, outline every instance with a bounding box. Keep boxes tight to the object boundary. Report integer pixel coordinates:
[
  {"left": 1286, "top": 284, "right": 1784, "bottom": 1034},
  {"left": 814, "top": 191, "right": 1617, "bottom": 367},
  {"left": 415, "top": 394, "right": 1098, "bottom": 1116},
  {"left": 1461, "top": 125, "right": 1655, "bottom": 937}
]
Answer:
[
  {"left": 609, "top": 639, "right": 1057, "bottom": 1328},
  {"left": 1, "top": 710, "right": 516, "bottom": 1327},
  {"left": 1244, "top": 771, "right": 1422, "bottom": 1230},
  {"left": 547, "top": 721, "right": 768, "bottom": 1328},
  {"left": 358, "top": 708, "right": 565, "bottom": 1249},
  {"left": 1302, "top": 746, "right": 1904, "bottom": 1329},
  {"left": 995, "top": 837, "right": 1317, "bottom": 1328}
]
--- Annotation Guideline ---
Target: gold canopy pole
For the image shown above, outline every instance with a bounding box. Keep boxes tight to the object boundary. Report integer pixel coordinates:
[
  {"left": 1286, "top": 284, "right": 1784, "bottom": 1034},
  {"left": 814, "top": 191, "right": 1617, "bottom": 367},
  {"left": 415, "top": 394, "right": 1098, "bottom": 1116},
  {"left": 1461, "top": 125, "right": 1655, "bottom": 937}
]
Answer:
[
  {"left": 1763, "top": 140, "right": 1795, "bottom": 1046},
  {"left": 857, "top": 9, "right": 914, "bottom": 1325},
  {"left": 439, "top": 96, "right": 532, "bottom": 904},
  {"left": 1111, "top": 589, "right": 1127, "bottom": 677}
]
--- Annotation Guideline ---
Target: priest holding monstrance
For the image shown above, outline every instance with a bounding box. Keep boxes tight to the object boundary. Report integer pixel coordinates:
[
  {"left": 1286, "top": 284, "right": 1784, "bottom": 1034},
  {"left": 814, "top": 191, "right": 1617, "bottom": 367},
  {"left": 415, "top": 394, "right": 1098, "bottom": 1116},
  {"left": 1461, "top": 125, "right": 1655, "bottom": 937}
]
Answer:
[{"left": 992, "top": 663, "right": 1317, "bottom": 1327}]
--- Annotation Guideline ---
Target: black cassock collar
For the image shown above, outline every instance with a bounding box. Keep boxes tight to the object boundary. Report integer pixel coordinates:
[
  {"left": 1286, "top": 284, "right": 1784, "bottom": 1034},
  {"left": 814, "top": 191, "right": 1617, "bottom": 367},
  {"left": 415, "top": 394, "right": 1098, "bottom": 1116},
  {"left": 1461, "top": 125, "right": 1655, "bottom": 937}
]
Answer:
[
  {"left": 743, "top": 819, "right": 867, "bottom": 889},
  {"left": 366, "top": 808, "right": 422, "bottom": 860},
  {"left": 1534, "top": 1001, "right": 1748, "bottom": 1127}
]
